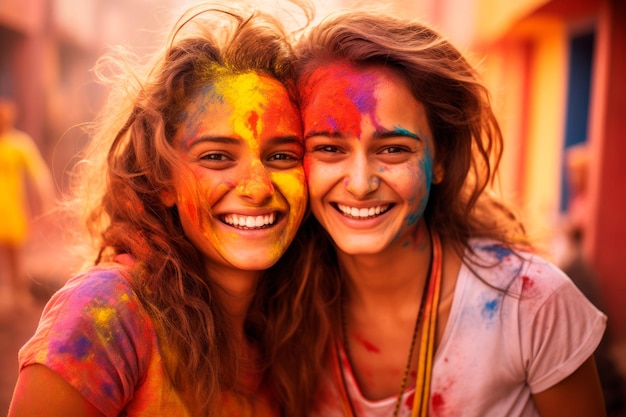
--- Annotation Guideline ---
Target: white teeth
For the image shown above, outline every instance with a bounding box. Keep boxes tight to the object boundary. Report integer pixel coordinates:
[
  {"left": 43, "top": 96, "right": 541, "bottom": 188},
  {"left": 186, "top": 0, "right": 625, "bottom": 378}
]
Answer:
[
  {"left": 337, "top": 204, "right": 389, "bottom": 218},
  {"left": 223, "top": 213, "right": 276, "bottom": 228}
]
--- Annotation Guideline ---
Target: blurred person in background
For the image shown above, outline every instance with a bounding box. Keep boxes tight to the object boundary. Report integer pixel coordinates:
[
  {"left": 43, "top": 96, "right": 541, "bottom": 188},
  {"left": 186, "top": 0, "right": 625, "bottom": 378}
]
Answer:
[{"left": 0, "top": 97, "right": 55, "bottom": 306}]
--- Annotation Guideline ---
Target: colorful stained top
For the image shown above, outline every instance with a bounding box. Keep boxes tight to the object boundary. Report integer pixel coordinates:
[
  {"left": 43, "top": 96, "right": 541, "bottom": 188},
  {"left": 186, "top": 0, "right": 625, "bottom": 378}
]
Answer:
[
  {"left": 310, "top": 239, "right": 607, "bottom": 417},
  {"left": 18, "top": 264, "right": 277, "bottom": 417}
]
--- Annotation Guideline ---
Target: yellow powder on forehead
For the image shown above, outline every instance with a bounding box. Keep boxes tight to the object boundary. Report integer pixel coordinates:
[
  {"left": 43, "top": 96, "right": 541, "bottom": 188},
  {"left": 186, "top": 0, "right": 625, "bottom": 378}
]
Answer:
[{"left": 212, "top": 71, "right": 274, "bottom": 148}]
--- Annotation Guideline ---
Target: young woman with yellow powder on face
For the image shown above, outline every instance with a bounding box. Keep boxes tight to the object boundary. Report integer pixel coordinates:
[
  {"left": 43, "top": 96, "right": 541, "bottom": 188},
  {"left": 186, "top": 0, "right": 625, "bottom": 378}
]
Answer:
[{"left": 8, "top": 2, "right": 327, "bottom": 416}]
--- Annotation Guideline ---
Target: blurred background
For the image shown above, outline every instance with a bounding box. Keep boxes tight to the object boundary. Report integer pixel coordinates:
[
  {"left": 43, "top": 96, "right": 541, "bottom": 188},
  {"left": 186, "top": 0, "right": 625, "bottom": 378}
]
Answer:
[{"left": 1, "top": 0, "right": 625, "bottom": 414}]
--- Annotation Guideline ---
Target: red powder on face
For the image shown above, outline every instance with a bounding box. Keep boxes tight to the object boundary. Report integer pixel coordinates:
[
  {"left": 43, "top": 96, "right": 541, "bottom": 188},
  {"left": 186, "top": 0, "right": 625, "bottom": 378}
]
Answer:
[
  {"left": 247, "top": 110, "right": 259, "bottom": 138},
  {"left": 301, "top": 63, "right": 379, "bottom": 139}
]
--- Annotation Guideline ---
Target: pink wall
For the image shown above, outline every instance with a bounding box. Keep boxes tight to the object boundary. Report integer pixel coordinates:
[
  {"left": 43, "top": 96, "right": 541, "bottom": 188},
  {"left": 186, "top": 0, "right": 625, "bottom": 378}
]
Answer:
[{"left": 586, "top": 0, "right": 626, "bottom": 343}]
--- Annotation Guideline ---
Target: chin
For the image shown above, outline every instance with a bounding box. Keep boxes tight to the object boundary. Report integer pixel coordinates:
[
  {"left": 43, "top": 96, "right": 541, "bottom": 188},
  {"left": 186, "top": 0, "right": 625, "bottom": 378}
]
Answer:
[
  {"left": 335, "top": 241, "right": 387, "bottom": 256},
  {"left": 231, "top": 255, "right": 282, "bottom": 271}
]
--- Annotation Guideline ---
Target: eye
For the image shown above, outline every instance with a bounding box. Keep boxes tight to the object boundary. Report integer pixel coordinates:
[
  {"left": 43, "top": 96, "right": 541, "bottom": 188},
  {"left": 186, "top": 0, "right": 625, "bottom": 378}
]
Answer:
[
  {"left": 200, "top": 152, "right": 232, "bottom": 161},
  {"left": 314, "top": 145, "right": 342, "bottom": 153},
  {"left": 266, "top": 149, "right": 303, "bottom": 170},
  {"left": 196, "top": 151, "right": 237, "bottom": 170},
  {"left": 379, "top": 146, "right": 410, "bottom": 154},
  {"left": 268, "top": 152, "right": 299, "bottom": 161}
]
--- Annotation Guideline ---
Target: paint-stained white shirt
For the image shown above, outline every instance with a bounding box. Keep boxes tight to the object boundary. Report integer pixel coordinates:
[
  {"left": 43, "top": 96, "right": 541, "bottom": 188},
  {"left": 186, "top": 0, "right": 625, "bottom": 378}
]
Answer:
[{"left": 311, "top": 239, "right": 607, "bottom": 417}]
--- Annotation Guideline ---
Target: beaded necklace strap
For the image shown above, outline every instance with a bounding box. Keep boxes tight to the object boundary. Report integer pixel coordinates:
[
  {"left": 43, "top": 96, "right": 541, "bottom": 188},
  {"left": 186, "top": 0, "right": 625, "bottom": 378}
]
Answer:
[{"left": 335, "top": 229, "right": 443, "bottom": 417}]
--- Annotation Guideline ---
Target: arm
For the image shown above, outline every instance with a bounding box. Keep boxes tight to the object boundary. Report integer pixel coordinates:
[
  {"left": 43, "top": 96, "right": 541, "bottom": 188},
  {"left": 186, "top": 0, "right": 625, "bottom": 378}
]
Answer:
[
  {"left": 8, "top": 364, "right": 105, "bottom": 417},
  {"left": 532, "top": 355, "right": 607, "bottom": 417}
]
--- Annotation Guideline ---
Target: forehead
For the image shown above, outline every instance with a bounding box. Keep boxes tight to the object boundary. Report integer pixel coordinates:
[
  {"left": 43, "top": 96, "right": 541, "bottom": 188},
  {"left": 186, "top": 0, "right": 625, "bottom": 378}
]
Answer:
[
  {"left": 176, "top": 71, "right": 301, "bottom": 147},
  {"left": 299, "top": 62, "right": 427, "bottom": 137},
  {"left": 199, "top": 72, "right": 292, "bottom": 108},
  {"left": 300, "top": 62, "right": 410, "bottom": 104}
]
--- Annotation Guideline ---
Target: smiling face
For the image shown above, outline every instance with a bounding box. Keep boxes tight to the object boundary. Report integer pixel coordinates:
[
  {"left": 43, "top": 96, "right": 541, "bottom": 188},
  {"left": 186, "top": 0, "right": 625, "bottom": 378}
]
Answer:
[
  {"left": 301, "top": 63, "right": 440, "bottom": 255},
  {"left": 170, "top": 71, "right": 306, "bottom": 273}
]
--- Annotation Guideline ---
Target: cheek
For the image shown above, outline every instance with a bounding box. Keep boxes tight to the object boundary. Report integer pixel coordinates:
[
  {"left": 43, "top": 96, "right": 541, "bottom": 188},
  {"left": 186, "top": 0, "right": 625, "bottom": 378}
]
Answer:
[
  {"left": 177, "top": 172, "right": 234, "bottom": 224},
  {"left": 385, "top": 160, "right": 431, "bottom": 223},
  {"left": 272, "top": 169, "right": 307, "bottom": 217},
  {"left": 303, "top": 157, "right": 329, "bottom": 201}
]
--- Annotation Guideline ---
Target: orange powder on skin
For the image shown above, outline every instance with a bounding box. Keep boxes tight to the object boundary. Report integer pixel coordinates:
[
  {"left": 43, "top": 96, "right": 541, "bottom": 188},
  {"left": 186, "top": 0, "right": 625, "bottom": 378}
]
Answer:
[
  {"left": 236, "top": 159, "right": 273, "bottom": 197},
  {"left": 177, "top": 70, "right": 305, "bottom": 265}
]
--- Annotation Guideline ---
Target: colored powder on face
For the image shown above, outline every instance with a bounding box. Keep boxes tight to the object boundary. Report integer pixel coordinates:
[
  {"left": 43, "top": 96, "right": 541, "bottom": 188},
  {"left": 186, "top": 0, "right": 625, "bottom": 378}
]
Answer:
[
  {"left": 212, "top": 72, "right": 276, "bottom": 150},
  {"left": 182, "top": 197, "right": 199, "bottom": 226},
  {"left": 271, "top": 171, "right": 306, "bottom": 208},
  {"left": 247, "top": 110, "right": 259, "bottom": 138},
  {"left": 237, "top": 159, "right": 272, "bottom": 196},
  {"left": 178, "top": 84, "right": 219, "bottom": 151},
  {"left": 301, "top": 64, "right": 380, "bottom": 138},
  {"left": 270, "top": 170, "right": 307, "bottom": 256},
  {"left": 393, "top": 127, "right": 421, "bottom": 140},
  {"left": 404, "top": 147, "right": 434, "bottom": 228}
]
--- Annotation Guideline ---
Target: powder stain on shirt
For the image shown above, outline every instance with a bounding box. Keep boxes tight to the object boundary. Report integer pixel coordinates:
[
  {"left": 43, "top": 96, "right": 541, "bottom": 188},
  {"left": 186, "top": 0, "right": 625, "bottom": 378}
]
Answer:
[{"left": 482, "top": 298, "right": 499, "bottom": 319}]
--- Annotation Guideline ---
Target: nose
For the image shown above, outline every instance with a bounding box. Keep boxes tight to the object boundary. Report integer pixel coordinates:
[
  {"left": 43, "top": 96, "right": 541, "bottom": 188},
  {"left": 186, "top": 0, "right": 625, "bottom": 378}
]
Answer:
[
  {"left": 236, "top": 160, "right": 274, "bottom": 204},
  {"left": 345, "top": 153, "right": 379, "bottom": 197}
]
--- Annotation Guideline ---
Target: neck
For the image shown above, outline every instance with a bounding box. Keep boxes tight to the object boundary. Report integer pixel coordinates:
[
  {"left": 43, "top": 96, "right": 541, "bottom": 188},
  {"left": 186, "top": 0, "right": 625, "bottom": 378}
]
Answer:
[
  {"left": 206, "top": 264, "right": 262, "bottom": 331},
  {"left": 338, "top": 226, "right": 432, "bottom": 310}
]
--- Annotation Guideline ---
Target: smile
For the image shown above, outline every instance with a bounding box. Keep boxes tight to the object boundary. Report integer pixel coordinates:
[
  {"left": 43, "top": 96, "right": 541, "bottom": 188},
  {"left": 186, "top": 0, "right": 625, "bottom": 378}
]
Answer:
[
  {"left": 335, "top": 203, "right": 391, "bottom": 219},
  {"left": 222, "top": 212, "right": 278, "bottom": 229}
]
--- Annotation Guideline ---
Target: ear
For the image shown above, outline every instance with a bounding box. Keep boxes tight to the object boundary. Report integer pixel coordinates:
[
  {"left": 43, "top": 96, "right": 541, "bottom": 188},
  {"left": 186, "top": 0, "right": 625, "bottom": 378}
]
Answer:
[
  {"left": 161, "top": 188, "right": 176, "bottom": 207},
  {"left": 432, "top": 162, "right": 445, "bottom": 184}
]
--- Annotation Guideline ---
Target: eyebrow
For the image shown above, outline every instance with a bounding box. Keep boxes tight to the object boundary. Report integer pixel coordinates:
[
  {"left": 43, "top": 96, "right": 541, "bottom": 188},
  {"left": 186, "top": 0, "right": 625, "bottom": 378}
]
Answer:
[
  {"left": 182, "top": 135, "right": 303, "bottom": 150},
  {"left": 304, "top": 128, "right": 423, "bottom": 141},
  {"left": 373, "top": 128, "right": 423, "bottom": 141},
  {"left": 303, "top": 130, "right": 342, "bottom": 140},
  {"left": 267, "top": 135, "right": 304, "bottom": 146},
  {"left": 181, "top": 135, "right": 240, "bottom": 151}
]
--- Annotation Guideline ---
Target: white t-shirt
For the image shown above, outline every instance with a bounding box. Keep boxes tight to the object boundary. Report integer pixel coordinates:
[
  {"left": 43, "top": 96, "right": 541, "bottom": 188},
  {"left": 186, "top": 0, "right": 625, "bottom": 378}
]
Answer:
[{"left": 311, "top": 239, "right": 607, "bottom": 417}]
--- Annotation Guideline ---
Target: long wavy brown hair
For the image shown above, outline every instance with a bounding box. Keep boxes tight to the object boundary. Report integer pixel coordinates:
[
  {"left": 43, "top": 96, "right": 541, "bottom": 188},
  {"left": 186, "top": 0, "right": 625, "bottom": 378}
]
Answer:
[
  {"left": 65, "top": 2, "right": 329, "bottom": 416},
  {"left": 293, "top": 9, "right": 533, "bottom": 330}
]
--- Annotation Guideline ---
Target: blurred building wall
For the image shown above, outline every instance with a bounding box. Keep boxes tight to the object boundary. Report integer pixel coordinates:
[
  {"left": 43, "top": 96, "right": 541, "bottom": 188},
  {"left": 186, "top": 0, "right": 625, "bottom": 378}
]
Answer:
[
  {"left": 0, "top": 0, "right": 176, "bottom": 191},
  {"left": 443, "top": 0, "right": 626, "bottom": 346}
]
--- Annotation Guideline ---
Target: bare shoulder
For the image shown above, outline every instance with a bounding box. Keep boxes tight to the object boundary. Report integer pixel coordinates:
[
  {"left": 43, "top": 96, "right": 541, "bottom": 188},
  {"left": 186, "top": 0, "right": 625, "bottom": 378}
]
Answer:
[{"left": 8, "top": 364, "right": 105, "bottom": 417}]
